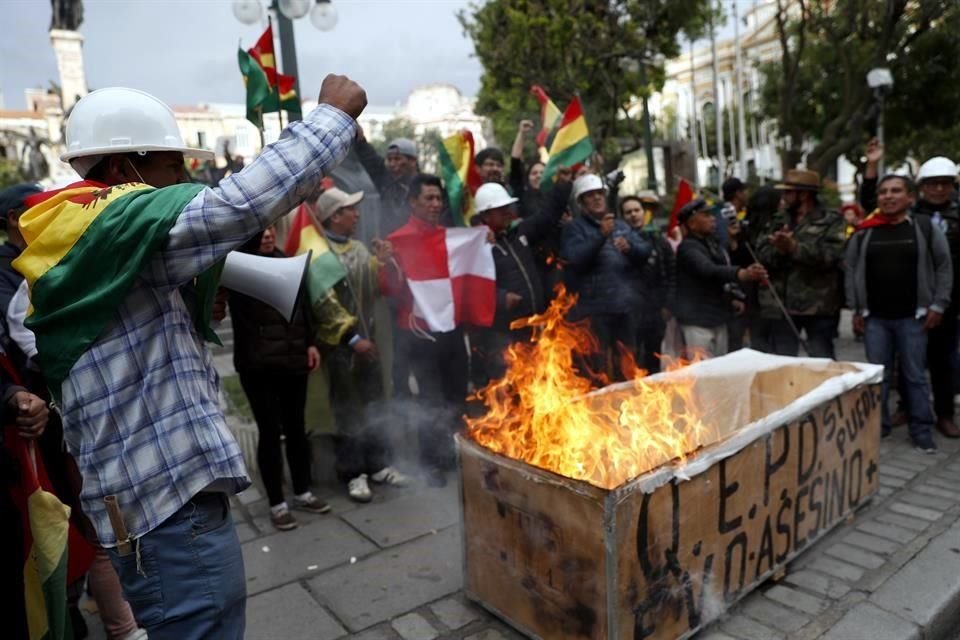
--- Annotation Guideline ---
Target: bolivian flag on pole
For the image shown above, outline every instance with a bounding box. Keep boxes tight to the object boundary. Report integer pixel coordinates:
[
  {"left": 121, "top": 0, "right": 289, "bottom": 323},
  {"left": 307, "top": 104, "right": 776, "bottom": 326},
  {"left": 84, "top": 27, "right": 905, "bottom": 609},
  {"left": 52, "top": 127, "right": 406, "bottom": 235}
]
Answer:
[
  {"left": 530, "top": 85, "right": 562, "bottom": 151},
  {"left": 12, "top": 181, "right": 217, "bottom": 399},
  {"left": 541, "top": 96, "right": 594, "bottom": 189},
  {"left": 284, "top": 203, "right": 347, "bottom": 304},
  {"left": 437, "top": 131, "right": 483, "bottom": 227}
]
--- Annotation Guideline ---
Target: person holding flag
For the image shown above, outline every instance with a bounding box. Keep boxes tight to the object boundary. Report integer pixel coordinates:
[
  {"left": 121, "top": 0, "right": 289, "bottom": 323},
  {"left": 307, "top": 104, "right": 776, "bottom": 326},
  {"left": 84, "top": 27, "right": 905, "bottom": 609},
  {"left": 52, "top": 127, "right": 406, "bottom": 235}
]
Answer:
[
  {"left": 379, "top": 174, "right": 495, "bottom": 487},
  {"left": 13, "top": 74, "right": 366, "bottom": 638}
]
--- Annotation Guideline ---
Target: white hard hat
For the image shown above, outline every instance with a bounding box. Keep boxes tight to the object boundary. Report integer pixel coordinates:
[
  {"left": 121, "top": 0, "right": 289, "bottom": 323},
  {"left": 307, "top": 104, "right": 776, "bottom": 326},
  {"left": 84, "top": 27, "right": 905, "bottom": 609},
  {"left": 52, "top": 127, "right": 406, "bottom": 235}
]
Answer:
[
  {"left": 474, "top": 183, "right": 518, "bottom": 214},
  {"left": 917, "top": 156, "right": 958, "bottom": 183},
  {"left": 572, "top": 173, "right": 606, "bottom": 201},
  {"left": 61, "top": 87, "right": 215, "bottom": 164}
]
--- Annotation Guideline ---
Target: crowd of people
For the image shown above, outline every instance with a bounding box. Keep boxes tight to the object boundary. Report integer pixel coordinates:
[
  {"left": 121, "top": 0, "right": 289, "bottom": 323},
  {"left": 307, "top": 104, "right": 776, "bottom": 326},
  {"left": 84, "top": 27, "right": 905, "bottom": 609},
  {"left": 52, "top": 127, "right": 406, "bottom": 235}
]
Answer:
[{"left": 2, "top": 73, "right": 960, "bottom": 640}]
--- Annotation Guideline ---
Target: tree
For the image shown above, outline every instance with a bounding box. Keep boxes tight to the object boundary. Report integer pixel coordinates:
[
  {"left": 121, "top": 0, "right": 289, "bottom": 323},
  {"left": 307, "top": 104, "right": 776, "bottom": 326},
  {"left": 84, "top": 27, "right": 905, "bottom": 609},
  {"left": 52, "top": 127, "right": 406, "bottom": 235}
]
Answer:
[
  {"left": 459, "top": 0, "right": 714, "bottom": 169},
  {"left": 759, "top": 0, "right": 960, "bottom": 178}
]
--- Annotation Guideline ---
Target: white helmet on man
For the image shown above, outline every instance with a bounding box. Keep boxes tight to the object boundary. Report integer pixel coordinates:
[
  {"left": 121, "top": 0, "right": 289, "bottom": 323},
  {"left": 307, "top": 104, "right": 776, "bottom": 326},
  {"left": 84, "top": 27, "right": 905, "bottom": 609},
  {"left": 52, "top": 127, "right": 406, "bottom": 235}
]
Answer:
[
  {"left": 61, "top": 87, "right": 214, "bottom": 176},
  {"left": 917, "top": 156, "right": 958, "bottom": 183},
  {"left": 572, "top": 173, "right": 606, "bottom": 202},
  {"left": 474, "top": 183, "right": 518, "bottom": 214}
]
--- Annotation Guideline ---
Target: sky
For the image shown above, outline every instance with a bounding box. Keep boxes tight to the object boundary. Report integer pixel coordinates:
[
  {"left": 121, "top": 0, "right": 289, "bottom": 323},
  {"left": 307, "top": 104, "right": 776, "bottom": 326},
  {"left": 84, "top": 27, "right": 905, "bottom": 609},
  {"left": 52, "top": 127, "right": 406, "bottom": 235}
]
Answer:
[{"left": 1, "top": 0, "right": 483, "bottom": 110}]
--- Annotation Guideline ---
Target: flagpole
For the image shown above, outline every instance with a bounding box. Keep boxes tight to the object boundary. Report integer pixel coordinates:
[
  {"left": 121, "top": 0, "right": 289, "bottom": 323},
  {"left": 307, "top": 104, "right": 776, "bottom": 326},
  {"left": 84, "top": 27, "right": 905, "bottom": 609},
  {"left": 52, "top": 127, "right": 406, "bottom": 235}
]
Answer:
[{"left": 257, "top": 106, "right": 265, "bottom": 149}]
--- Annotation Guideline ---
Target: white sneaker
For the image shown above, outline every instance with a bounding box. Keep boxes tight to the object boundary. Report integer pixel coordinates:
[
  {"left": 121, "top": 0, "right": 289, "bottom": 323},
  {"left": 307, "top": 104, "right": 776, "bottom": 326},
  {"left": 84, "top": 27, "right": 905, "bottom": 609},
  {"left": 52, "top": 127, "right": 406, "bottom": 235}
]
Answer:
[
  {"left": 348, "top": 474, "right": 372, "bottom": 502},
  {"left": 371, "top": 466, "right": 410, "bottom": 487}
]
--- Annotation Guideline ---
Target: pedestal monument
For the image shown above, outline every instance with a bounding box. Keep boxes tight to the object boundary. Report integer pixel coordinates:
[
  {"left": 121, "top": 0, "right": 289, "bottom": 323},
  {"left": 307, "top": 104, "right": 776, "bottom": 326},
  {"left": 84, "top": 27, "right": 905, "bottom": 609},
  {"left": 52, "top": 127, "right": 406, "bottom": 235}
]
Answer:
[{"left": 49, "top": 0, "right": 87, "bottom": 110}]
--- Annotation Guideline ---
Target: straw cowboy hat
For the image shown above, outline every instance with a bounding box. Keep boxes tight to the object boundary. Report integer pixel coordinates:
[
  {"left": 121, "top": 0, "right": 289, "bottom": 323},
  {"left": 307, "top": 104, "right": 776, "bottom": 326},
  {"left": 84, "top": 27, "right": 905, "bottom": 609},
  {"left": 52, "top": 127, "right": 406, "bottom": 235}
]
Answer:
[{"left": 775, "top": 169, "right": 821, "bottom": 191}]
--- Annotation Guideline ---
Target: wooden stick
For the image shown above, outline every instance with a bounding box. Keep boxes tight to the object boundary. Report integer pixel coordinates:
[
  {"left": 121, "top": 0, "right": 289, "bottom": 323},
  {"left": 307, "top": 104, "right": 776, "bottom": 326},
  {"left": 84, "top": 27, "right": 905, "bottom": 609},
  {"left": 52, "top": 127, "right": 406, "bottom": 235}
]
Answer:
[{"left": 104, "top": 495, "right": 132, "bottom": 556}]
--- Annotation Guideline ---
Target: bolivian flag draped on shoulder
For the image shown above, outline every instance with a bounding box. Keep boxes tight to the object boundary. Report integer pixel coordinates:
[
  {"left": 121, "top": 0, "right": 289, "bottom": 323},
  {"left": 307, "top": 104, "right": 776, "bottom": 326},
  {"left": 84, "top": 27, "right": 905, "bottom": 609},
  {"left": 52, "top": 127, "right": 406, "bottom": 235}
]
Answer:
[{"left": 12, "top": 181, "right": 220, "bottom": 399}]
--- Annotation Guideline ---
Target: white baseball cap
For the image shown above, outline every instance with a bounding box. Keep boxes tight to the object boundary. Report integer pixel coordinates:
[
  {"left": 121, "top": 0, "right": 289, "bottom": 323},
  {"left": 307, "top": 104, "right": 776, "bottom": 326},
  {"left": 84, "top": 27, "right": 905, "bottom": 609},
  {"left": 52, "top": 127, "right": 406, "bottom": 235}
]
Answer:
[{"left": 317, "top": 187, "right": 363, "bottom": 221}]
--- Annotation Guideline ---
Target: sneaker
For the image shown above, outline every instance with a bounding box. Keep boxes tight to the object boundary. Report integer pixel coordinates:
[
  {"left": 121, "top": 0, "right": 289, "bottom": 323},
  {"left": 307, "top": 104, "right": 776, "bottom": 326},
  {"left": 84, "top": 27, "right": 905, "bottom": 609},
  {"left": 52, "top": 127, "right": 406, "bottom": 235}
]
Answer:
[
  {"left": 348, "top": 474, "right": 373, "bottom": 503},
  {"left": 292, "top": 494, "right": 332, "bottom": 514},
  {"left": 371, "top": 466, "right": 410, "bottom": 487},
  {"left": 913, "top": 438, "right": 937, "bottom": 455},
  {"left": 270, "top": 508, "right": 299, "bottom": 531}
]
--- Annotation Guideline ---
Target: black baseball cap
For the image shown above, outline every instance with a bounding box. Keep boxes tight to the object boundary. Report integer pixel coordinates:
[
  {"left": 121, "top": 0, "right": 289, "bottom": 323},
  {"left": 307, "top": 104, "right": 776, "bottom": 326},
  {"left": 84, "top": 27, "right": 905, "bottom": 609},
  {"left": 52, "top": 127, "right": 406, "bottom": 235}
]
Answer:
[
  {"left": 722, "top": 177, "right": 746, "bottom": 200},
  {"left": 677, "top": 199, "right": 709, "bottom": 224}
]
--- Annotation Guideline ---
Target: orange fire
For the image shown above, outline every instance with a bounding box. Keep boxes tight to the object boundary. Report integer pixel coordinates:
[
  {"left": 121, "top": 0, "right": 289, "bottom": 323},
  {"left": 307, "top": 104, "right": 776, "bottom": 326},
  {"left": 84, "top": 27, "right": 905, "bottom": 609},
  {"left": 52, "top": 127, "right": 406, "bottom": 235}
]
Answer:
[{"left": 466, "top": 288, "right": 710, "bottom": 490}]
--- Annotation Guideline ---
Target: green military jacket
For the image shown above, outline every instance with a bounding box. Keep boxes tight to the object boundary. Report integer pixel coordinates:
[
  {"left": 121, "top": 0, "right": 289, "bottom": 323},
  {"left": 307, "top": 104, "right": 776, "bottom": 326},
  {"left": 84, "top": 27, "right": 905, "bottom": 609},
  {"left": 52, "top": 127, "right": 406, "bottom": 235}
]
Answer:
[{"left": 755, "top": 205, "right": 847, "bottom": 318}]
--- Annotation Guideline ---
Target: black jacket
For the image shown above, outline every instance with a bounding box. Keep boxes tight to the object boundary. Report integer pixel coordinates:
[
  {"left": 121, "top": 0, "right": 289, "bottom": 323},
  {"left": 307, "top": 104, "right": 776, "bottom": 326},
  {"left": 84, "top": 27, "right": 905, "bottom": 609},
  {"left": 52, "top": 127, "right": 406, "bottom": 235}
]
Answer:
[
  {"left": 560, "top": 188, "right": 652, "bottom": 317},
  {"left": 508, "top": 157, "right": 545, "bottom": 219},
  {"left": 673, "top": 233, "right": 740, "bottom": 328},
  {"left": 228, "top": 249, "right": 314, "bottom": 373},
  {"left": 489, "top": 193, "right": 568, "bottom": 331},
  {"left": 631, "top": 228, "right": 675, "bottom": 328},
  {"left": 355, "top": 139, "right": 416, "bottom": 237}
]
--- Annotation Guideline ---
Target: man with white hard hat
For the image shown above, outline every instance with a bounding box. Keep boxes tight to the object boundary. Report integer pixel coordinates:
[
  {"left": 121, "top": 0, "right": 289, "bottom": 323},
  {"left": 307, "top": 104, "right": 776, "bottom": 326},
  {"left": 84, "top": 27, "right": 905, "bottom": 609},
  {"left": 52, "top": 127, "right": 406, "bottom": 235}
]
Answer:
[
  {"left": 862, "top": 142, "right": 960, "bottom": 438},
  {"left": 12, "top": 75, "right": 366, "bottom": 638},
  {"left": 470, "top": 176, "right": 567, "bottom": 382},
  {"left": 560, "top": 171, "right": 652, "bottom": 380}
]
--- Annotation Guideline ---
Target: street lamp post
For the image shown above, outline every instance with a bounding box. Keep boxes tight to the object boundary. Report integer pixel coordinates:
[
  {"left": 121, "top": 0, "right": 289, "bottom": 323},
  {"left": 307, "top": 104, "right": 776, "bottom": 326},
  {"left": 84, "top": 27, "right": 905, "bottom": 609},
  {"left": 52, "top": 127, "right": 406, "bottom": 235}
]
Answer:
[
  {"left": 233, "top": 0, "right": 339, "bottom": 123},
  {"left": 866, "top": 67, "right": 893, "bottom": 176}
]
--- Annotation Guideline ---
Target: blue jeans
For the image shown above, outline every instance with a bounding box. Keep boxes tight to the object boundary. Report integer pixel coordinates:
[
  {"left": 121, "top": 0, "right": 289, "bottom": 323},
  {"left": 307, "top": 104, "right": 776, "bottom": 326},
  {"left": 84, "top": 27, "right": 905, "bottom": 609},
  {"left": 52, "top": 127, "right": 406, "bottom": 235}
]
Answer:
[
  {"left": 108, "top": 493, "right": 246, "bottom": 640},
  {"left": 864, "top": 316, "right": 935, "bottom": 445}
]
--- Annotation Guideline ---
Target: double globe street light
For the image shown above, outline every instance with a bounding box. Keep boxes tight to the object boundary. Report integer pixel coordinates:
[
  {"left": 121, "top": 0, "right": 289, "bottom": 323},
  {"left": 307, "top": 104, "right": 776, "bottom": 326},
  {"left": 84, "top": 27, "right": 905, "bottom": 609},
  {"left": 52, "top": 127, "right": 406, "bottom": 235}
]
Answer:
[{"left": 232, "top": 0, "right": 339, "bottom": 122}]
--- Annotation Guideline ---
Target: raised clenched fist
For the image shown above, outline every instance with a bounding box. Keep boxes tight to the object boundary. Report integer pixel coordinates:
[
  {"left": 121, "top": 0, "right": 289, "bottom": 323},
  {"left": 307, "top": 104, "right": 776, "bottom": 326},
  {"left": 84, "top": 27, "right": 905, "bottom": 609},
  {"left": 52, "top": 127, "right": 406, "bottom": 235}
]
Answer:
[{"left": 318, "top": 74, "right": 367, "bottom": 120}]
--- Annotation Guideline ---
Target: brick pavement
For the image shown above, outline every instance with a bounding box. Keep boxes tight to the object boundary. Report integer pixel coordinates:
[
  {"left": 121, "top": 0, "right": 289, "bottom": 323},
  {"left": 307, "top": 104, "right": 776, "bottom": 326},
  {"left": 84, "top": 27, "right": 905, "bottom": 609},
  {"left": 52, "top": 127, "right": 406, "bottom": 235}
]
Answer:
[{"left": 79, "top": 314, "right": 960, "bottom": 639}]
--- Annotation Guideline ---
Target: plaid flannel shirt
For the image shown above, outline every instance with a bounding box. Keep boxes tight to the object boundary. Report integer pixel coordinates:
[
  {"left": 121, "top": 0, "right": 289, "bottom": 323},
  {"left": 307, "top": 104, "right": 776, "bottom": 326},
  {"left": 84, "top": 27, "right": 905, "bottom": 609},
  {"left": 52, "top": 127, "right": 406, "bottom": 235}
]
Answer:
[{"left": 58, "top": 105, "right": 357, "bottom": 547}]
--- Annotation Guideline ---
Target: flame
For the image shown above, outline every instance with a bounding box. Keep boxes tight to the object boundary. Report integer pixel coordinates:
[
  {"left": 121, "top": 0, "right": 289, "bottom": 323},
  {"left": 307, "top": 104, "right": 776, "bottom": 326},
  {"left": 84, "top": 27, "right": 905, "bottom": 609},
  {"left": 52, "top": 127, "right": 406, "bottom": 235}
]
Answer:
[{"left": 465, "top": 287, "right": 710, "bottom": 490}]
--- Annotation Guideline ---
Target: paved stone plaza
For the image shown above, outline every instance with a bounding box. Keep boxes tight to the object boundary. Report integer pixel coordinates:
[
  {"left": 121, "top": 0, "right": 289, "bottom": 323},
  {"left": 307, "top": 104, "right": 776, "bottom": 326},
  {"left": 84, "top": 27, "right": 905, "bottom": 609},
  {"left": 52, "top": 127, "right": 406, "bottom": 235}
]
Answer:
[{"left": 80, "top": 314, "right": 960, "bottom": 639}]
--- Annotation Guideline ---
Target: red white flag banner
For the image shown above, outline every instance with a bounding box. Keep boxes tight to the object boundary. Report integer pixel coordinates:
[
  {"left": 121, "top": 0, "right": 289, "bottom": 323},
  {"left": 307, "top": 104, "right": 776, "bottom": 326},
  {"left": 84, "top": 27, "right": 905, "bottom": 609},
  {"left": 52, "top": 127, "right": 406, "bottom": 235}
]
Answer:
[{"left": 391, "top": 226, "right": 495, "bottom": 332}]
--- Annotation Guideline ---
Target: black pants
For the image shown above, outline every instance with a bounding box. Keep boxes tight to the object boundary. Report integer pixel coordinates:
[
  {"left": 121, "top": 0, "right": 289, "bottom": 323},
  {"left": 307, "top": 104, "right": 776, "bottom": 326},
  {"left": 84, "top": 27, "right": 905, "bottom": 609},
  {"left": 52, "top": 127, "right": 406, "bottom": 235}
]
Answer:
[
  {"left": 393, "top": 328, "right": 469, "bottom": 470},
  {"left": 326, "top": 346, "right": 388, "bottom": 480},
  {"left": 582, "top": 313, "right": 636, "bottom": 382},
  {"left": 752, "top": 315, "right": 837, "bottom": 359},
  {"left": 238, "top": 371, "right": 311, "bottom": 506},
  {"left": 636, "top": 322, "right": 666, "bottom": 374}
]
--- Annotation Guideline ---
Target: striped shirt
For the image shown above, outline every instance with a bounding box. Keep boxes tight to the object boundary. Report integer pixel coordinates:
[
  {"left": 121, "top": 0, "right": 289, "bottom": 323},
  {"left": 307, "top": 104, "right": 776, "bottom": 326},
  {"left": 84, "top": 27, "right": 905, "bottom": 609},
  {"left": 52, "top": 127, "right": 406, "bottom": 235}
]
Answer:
[{"left": 59, "top": 105, "right": 356, "bottom": 546}]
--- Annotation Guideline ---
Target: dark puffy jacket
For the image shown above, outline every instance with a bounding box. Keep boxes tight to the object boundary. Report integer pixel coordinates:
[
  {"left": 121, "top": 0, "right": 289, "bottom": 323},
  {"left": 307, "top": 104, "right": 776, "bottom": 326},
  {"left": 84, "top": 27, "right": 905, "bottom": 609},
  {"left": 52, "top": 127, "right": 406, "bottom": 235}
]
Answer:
[
  {"left": 560, "top": 195, "right": 652, "bottom": 317},
  {"left": 631, "top": 228, "right": 675, "bottom": 328},
  {"left": 673, "top": 234, "right": 740, "bottom": 328},
  {"left": 228, "top": 248, "right": 314, "bottom": 374}
]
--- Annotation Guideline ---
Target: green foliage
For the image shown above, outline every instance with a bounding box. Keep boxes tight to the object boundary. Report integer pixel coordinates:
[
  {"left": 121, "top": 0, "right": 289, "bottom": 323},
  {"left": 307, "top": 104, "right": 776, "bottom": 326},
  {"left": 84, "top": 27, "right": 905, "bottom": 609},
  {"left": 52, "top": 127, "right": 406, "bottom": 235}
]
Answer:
[
  {"left": 369, "top": 117, "right": 418, "bottom": 156},
  {"left": 758, "top": 0, "right": 960, "bottom": 177},
  {"left": 459, "top": 0, "right": 714, "bottom": 169},
  {"left": 0, "top": 159, "right": 26, "bottom": 189}
]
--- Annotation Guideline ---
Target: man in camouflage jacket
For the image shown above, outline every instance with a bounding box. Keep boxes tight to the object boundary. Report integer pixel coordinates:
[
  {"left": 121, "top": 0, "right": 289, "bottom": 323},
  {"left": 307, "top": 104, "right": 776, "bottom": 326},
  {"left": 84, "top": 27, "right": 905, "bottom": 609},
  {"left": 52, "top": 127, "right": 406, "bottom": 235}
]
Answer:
[{"left": 754, "top": 169, "right": 847, "bottom": 358}]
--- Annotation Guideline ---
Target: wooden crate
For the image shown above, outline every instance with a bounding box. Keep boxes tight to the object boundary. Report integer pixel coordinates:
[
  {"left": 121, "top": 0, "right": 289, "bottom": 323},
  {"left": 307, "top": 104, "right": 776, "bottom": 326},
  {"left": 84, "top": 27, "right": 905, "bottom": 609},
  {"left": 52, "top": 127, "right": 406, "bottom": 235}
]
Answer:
[{"left": 459, "top": 356, "right": 881, "bottom": 639}]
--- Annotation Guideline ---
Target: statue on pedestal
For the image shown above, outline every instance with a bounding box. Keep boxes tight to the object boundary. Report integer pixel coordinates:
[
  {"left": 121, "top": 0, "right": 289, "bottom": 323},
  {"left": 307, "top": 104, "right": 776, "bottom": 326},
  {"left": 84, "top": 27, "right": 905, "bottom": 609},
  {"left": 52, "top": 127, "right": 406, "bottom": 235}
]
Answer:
[{"left": 51, "top": 0, "right": 84, "bottom": 31}]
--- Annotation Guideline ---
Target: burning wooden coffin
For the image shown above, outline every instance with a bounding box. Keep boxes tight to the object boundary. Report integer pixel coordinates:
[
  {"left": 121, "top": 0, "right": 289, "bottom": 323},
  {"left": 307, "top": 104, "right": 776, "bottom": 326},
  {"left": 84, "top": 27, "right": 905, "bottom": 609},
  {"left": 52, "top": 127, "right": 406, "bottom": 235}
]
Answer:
[{"left": 459, "top": 348, "right": 882, "bottom": 640}]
